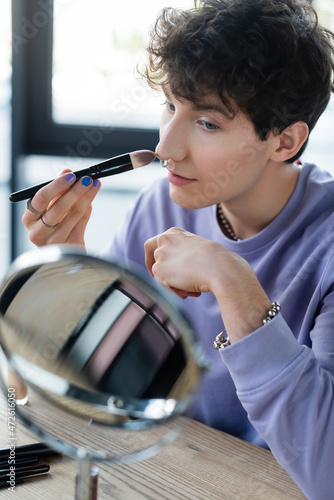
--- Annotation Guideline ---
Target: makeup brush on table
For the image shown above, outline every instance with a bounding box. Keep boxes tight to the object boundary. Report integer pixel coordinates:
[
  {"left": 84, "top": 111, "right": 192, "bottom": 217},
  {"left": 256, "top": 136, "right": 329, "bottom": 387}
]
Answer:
[
  {"left": 0, "top": 441, "right": 63, "bottom": 488},
  {"left": 9, "top": 150, "right": 157, "bottom": 202},
  {"left": 0, "top": 463, "right": 50, "bottom": 481},
  {"left": 0, "top": 440, "right": 62, "bottom": 460}
]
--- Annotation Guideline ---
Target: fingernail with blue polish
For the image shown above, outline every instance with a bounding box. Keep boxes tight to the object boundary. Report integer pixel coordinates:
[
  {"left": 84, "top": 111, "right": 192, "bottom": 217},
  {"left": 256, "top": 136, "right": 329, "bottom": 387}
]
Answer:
[
  {"left": 93, "top": 179, "right": 100, "bottom": 188},
  {"left": 82, "top": 177, "right": 92, "bottom": 187},
  {"left": 65, "top": 173, "right": 76, "bottom": 182}
]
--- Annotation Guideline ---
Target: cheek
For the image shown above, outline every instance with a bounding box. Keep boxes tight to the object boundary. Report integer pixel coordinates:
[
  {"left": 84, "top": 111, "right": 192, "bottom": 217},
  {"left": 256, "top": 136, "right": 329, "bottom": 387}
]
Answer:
[
  {"left": 196, "top": 147, "right": 239, "bottom": 181},
  {"left": 204, "top": 134, "right": 263, "bottom": 177},
  {"left": 194, "top": 142, "right": 248, "bottom": 193},
  {"left": 235, "top": 126, "right": 272, "bottom": 164}
]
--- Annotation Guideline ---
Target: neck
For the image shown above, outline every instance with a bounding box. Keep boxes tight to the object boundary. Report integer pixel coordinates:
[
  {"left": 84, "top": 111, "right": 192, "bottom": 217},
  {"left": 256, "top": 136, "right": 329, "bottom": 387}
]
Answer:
[{"left": 220, "top": 161, "right": 300, "bottom": 240}]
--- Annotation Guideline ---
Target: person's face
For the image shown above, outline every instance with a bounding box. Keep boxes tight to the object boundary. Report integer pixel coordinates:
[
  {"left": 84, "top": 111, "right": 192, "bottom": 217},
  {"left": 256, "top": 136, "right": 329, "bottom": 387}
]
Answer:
[{"left": 155, "top": 89, "right": 278, "bottom": 210}]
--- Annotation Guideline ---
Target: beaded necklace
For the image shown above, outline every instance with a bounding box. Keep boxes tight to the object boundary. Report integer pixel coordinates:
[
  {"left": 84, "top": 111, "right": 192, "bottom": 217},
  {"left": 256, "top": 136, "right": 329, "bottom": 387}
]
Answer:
[{"left": 217, "top": 203, "right": 242, "bottom": 241}]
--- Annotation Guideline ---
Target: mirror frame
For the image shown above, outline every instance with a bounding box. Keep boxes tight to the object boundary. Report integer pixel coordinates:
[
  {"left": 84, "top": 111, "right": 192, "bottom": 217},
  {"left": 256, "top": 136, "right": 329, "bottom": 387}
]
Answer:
[{"left": 0, "top": 246, "right": 207, "bottom": 433}]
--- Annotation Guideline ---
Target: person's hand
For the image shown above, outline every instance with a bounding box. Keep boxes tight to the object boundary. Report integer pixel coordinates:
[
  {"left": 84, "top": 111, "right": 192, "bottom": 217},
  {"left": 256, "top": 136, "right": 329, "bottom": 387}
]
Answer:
[
  {"left": 144, "top": 227, "right": 272, "bottom": 342},
  {"left": 145, "top": 227, "right": 221, "bottom": 298},
  {"left": 22, "top": 170, "right": 101, "bottom": 247}
]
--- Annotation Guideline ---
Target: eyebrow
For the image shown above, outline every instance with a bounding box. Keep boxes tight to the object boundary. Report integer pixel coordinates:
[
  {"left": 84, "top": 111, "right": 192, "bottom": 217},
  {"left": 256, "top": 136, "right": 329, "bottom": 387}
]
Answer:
[
  {"left": 162, "top": 87, "right": 232, "bottom": 119},
  {"left": 191, "top": 102, "right": 232, "bottom": 118}
]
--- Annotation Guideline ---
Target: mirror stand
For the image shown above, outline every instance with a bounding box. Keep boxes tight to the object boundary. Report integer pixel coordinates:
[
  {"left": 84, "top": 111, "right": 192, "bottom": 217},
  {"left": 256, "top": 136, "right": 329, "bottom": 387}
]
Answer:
[{"left": 75, "top": 448, "right": 98, "bottom": 500}]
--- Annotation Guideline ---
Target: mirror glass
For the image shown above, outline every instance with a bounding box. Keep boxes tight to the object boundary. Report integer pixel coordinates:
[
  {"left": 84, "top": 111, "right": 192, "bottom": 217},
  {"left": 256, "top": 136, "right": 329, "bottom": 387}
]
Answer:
[{"left": 0, "top": 246, "right": 205, "bottom": 462}]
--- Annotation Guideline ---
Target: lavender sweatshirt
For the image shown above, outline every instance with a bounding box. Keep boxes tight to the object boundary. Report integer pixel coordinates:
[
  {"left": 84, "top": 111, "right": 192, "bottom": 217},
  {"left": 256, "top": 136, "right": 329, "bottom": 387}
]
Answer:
[{"left": 101, "top": 163, "right": 334, "bottom": 499}]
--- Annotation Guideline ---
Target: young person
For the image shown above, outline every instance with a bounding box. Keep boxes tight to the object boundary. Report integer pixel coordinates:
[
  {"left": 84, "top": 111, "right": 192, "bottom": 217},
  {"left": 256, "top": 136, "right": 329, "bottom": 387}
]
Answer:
[{"left": 23, "top": 1, "right": 334, "bottom": 498}]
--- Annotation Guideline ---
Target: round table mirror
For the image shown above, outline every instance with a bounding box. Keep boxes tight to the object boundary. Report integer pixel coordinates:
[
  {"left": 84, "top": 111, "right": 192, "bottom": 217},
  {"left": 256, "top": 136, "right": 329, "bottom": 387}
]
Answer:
[{"left": 0, "top": 246, "right": 207, "bottom": 499}]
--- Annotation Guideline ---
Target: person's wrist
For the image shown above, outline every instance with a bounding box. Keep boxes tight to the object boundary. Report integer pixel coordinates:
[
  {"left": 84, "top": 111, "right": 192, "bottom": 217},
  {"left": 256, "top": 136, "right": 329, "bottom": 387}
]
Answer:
[
  {"left": 213, "top": 301, "right": 281, "bottom": 349},
  {"left": 211, "top": 277, "right": 273, "bottom": 342},
  {"left": 206, "top": 248, "right": 277, "bottom": 342}
]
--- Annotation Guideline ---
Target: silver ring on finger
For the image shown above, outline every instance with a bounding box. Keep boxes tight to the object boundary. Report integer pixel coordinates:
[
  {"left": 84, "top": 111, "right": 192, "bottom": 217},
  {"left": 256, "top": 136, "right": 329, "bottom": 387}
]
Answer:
[
  {"left": 41, "top": 214, "right": 58, "bottom": 229},
  {"left": 27, "top": 198, "right": 45, "bottom": 217}
]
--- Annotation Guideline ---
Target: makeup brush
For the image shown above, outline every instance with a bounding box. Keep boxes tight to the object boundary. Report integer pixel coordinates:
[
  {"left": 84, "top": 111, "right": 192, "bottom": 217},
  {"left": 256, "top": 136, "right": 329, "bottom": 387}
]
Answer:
[
  {"left": 9, "top": 150, "right": 157, "bottom": 202},
  {"left": 0, "top": 464, "right": 50, "bottom": 481},
  {"left": 0, "top": 440, "right": 62, "bottom": 460},
  {"left": 0, "top": 478, "right": 24, "bottom": 488}
]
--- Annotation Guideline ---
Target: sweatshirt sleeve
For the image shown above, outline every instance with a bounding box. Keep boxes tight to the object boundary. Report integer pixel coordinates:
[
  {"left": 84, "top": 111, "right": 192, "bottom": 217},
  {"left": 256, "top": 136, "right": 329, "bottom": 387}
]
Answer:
[{"left": 220, "top": 313, "right": 334, "bottom": 500}]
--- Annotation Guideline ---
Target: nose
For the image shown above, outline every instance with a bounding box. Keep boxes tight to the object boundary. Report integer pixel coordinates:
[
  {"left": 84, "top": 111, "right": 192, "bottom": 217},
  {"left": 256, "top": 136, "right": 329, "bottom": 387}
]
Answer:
[{"left": 155, "top": 112, "right": 187, "bottom": 164}]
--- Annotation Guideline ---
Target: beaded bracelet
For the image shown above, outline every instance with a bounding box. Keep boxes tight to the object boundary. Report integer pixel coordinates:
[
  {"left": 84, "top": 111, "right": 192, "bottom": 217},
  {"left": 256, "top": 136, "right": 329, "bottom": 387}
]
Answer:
[
  {"left": 213, "top": 301, "right": 281, "bottom": 350},
  {"left": 262, "top": 301, "right": 281, "bottom": 324}
]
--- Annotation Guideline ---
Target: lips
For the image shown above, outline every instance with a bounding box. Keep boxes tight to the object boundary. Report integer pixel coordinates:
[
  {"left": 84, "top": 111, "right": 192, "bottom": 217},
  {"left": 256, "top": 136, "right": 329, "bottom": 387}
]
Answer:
[{"left": 167, "top": 170, "right": 196, "bottom": 187}]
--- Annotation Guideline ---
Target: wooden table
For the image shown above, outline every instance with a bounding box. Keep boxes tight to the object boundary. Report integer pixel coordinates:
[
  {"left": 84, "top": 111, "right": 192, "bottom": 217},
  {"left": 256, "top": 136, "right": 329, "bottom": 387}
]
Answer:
[{"left": 0, "top": 397, "right": 306, "bottom": 500}]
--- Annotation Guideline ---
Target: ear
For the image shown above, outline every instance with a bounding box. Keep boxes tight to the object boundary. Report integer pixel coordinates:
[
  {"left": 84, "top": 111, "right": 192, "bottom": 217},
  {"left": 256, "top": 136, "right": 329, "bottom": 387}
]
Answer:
[{"left": 270, "top": 122, "right": 309, "bottom": 162}]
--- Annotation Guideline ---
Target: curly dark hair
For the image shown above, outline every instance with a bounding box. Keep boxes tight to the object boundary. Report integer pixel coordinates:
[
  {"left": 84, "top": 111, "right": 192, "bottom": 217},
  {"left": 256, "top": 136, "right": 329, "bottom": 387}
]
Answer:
[{"left": 143, "top": 0, "right": 334, "bottom": 162}]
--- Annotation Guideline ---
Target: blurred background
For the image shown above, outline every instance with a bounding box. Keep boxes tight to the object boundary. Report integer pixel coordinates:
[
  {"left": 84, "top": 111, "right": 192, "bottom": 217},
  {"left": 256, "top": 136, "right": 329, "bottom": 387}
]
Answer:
[{"left": 1, "top": 0, "right": 334, "bottom": 280}]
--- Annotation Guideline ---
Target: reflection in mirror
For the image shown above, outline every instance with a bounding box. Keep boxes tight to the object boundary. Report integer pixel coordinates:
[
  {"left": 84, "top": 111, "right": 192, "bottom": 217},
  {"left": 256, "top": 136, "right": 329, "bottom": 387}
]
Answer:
[{"left": 0, "top": 246, "right": 206, "bottom": 460}]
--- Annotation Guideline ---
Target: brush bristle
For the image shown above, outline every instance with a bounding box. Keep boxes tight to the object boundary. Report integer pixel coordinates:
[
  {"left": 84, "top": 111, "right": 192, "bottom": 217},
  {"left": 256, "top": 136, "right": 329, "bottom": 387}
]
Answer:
[{"left": 130, "top": 150, "right": 156, "bottom": 169}]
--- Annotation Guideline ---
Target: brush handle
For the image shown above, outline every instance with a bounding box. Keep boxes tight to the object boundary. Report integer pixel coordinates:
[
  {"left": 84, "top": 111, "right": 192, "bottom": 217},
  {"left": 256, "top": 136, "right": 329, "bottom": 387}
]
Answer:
[
  {"left": 9, "top": 154, "right": 132, "bottom": 202},
  {"left": 0, "top": 464, "right": 50, "bottom": 481},
  {"left": 0, "top": 477, "right": 24, "bottom": 487},
  {"left": 0, "top": 457, "right": 39, "bottom": 469},
  {"left": 0, "top": 441, "right": 62, "bottom": 460}
]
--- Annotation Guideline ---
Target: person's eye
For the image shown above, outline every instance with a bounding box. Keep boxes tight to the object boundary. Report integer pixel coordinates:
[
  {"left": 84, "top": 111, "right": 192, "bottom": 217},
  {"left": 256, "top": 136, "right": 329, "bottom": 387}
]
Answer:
[
  {"left": 198, "top": 120, "right": 218, "bottom": 131},
  {"left": 162, "top": 101, "right": 176, "bottom": 113}
]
